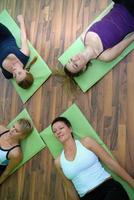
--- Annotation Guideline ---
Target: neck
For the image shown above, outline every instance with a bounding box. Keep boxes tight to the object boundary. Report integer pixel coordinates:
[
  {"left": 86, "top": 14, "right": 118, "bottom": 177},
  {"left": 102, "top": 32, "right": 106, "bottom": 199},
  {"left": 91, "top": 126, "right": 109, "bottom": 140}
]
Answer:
[
  {"left": 82, "top": 46, "right": 97, "bottom": 62},
  {"left": 63, "top": 137, "right": 75, "bottom": 152},
  {"left": 5, "top": 130, "right": 20, "bottom": 144}
]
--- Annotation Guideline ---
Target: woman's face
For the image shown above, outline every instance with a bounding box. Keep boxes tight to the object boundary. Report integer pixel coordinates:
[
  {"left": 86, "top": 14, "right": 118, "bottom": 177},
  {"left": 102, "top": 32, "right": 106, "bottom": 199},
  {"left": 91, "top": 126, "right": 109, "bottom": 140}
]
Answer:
[
  {"left": 10, "top": 122, "right": 22, "bottom": 136},
  {"left": 52, "top": 121, "right": 72, "bottom": 143},
  {"left": 12, "top": 66, "right": 27, "bottom": 83},
  {"left": 66, "top": 53, "right": 87, "bottom": 74}
]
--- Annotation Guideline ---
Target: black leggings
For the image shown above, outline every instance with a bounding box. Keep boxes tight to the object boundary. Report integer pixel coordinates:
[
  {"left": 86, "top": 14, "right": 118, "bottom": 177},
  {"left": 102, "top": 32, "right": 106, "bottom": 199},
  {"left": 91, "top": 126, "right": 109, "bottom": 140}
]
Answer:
[
  {"left": 80, "top": 179, "right": 129, "bottom": 200},
  {"left": 112, "top": 0, "right": 134, "bottom": 16}
]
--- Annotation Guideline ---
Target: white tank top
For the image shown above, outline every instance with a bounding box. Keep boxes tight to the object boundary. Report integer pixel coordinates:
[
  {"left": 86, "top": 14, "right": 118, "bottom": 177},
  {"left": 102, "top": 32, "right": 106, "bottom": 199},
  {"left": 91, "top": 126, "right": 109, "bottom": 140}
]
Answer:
[{"left": 60, "top": 140, "right": 111, "bottom": 197}]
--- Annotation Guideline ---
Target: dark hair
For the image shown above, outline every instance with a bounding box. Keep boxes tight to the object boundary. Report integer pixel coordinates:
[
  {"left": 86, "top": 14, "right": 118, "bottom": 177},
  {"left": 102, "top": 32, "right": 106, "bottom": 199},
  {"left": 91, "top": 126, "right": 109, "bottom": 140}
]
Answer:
[
  {"left": 51, "top": 117, "right": 72, "bottom": 128},
  {"left": 51, "top": 117, "right": 74, "bottom": 138},
  {"left": 18, "top": 72, "right": 34, "bottom": 89}
]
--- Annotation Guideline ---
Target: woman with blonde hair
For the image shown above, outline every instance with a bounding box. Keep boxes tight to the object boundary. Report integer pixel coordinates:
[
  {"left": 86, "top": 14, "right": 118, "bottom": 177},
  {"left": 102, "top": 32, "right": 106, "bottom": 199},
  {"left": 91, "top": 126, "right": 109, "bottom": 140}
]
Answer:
[{"left": 0, "top": 118, "right": 33, "bottom": 184}]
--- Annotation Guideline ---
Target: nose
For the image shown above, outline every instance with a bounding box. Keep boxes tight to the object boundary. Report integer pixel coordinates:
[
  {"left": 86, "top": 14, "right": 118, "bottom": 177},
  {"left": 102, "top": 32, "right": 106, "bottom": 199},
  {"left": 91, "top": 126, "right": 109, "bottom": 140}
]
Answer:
[
  {"left": 56, "top": 130, "right": 61, "bottom": 136},
  {"left": 12, "top": 66, "right": 17, "bottom": 71},
  {"left": 10, "top": 127, "right": 16, "bottom": 133}
]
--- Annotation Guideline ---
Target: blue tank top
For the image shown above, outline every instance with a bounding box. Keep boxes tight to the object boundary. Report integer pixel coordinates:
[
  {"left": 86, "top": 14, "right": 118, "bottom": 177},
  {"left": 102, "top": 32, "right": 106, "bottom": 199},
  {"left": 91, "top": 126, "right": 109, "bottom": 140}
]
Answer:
[
  {"left": 86, "top": 4, "right": 134, "bottom": 50},
  {"left": 60, "top": 140, "right": 111, "bottom": 197},
  {"left": 0, "top": 23, "right": 29, "bottom": 79},
  {"left": 0, "top": 130, "right": 20, "bottom": 166}
]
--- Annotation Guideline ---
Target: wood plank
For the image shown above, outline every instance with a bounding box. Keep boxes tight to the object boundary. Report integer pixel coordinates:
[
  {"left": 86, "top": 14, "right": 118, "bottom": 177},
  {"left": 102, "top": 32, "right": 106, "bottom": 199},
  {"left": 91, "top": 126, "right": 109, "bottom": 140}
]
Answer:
[{"left": 0, "top": 0, "right": 134, "bottom": 199}]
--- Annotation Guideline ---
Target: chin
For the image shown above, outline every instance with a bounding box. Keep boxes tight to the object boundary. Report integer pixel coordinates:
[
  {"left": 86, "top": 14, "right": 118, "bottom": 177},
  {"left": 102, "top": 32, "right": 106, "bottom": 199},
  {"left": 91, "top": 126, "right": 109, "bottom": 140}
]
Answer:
[{"left": 58, "top": 136, "right": 66, "bottom": 143}]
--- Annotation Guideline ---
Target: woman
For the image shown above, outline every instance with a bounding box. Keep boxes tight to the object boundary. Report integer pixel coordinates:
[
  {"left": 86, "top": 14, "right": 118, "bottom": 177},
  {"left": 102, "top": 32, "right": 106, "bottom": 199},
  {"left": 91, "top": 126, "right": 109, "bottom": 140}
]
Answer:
[
  {"left": 65, "top": 0, "right": 134, "bottom": 77},
  {"left": 0, "top": 15, "right": 35, "bottom": 89},
  {"left": 51, "top": 117, "right": 134, "bottom": 200},
  {"left": 0, "top": 118, "right": 33, "bottom": 184}
]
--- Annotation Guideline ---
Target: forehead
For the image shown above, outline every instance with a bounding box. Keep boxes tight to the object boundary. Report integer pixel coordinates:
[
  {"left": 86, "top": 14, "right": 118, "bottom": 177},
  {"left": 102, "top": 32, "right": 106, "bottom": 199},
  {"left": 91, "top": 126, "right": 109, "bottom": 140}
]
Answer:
[
  {"left": 52, "top": 121, "right": 67, "bottom": 128},
  {"left": 16, "top": 70, "right": 27, "bottom": 81},
  {"left": 13, "top": 122, "right": 22, "bottom": 131}
]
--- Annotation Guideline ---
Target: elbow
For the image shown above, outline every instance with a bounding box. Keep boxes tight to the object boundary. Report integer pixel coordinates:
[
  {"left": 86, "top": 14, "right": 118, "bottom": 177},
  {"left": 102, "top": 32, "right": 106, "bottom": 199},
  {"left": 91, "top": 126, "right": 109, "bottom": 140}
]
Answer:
[
  {"left": 99, "top": 53, "right": 114, "bottom": 62},
  {"left": 99, "top": 55, "right": 112, "bottom": 62}
]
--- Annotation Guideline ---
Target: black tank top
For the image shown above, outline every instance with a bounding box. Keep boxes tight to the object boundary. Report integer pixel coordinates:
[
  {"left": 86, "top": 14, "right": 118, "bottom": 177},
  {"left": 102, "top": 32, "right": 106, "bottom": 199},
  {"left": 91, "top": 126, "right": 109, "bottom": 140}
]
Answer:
[{"left": 0, "top": 130, "right": 20, "bottom": 165}]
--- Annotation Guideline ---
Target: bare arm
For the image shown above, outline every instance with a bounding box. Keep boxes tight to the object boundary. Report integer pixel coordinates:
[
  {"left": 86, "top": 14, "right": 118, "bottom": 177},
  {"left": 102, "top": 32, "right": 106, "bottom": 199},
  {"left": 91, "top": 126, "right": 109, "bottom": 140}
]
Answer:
[
  {"left": 81, "top": 137, "right": 134, "bottom": 188},
  {"left": 55, "top": 157, "right": 79, "bottom": 200},
  {"left": 99, "top": 33, "right": 134, "bottom": 61},
  {"left": 0, "top": 150, "right": 22, "bottom": 184},
  {"left": 0, "top": 125, "right": 7, "bottom": 133},
  {"left": 17, "top": 15, "right": 29, "bottom": 56}
]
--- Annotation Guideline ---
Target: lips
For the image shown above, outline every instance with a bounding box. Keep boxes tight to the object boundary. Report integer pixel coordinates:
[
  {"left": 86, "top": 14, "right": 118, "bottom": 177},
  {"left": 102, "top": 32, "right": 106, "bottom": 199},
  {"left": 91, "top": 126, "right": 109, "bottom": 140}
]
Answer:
[{"left": 57, "top": 134, "right": 64, "bottom": 139}]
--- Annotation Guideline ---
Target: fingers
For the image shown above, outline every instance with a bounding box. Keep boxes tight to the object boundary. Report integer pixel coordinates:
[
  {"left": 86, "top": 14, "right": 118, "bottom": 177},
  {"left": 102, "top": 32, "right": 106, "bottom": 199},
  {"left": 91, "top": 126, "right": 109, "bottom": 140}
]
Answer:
[{"left": 17, "top": 15, "right": 24, "bottom": 23}]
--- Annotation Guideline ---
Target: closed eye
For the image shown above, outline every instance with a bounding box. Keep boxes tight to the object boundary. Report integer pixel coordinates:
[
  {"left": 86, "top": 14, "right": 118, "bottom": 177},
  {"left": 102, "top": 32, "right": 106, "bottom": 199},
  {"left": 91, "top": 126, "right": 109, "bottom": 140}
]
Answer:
[{"left": 72, "top": 63, "right": 78, "bottom": 69}]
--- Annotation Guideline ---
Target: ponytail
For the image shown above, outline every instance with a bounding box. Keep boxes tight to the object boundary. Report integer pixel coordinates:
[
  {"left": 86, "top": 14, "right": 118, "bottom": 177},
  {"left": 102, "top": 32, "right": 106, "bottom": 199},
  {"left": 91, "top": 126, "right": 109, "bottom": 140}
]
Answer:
[{"left": 26, "top": 56, "right": 38, "bottom": 71}]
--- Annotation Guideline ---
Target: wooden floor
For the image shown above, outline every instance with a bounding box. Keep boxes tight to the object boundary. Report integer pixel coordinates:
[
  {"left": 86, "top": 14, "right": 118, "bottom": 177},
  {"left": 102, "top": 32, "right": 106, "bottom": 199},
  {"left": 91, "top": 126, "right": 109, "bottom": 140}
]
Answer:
[{"left": 0, "top": 0, "right": 134, "bottom": 199}]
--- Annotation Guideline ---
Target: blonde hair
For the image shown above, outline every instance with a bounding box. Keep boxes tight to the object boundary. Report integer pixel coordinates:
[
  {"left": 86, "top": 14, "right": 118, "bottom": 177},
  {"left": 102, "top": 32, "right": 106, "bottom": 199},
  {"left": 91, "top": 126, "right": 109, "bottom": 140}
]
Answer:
[
  {"left": 52, "top": 66, "right": 79, "bottom": 96},
  {"left": 17, "top": 118, "right": 33, "bottom": 138}
]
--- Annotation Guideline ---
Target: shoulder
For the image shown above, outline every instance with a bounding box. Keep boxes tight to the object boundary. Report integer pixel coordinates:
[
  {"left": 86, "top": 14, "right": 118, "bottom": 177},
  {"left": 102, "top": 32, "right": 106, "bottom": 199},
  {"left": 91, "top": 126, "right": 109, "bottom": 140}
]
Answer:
[
  {"left": 80, "top": 136, "right": 92, "bottom": 145},
  {"left": 20, "top": 48, "right": 30, "bottom": 57},
  {"left": 80, "top": 136, "right": 98, "bottom": 149},
  {"left": 0, "top": 126, "right": 8, "bottom": 134},
  {"left": 8, "top": 147, "right": 23, "bottom": 163}
]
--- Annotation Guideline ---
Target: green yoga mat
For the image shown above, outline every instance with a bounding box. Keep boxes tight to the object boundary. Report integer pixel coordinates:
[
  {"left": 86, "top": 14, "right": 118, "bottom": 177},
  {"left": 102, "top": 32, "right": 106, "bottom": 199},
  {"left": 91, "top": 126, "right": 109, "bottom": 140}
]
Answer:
[
  {"left": 7, "top": 109, "right": 45, "bottom": 174},
  {"left": 0, "top": 10, "right": 52, "bottom": 103},
  {"left": 40, "top": 104, "right": 134, "bottom": 200},
  {"left": 58, "top": 2, "right": 134, "bottom": 92}
]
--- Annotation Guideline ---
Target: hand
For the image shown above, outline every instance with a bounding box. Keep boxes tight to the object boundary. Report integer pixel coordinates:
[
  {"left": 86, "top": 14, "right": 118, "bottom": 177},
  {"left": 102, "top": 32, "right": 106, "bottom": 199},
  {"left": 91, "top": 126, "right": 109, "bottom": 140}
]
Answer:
[{"left": 17, "top": 15, "right": 24, "bottom": 24}]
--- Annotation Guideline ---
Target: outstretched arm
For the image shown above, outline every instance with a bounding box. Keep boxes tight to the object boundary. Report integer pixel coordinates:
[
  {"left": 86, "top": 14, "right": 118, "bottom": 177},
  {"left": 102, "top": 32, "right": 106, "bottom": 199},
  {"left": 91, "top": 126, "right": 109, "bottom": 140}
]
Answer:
[
  {"left": 99, "top": 33, "right": 134, "bottom": 61},
  {"left": 81, "top": 137, "right": 134, "bottom": 188},
  {"left": 17, "top": 15, "right": 29, "bottom": 56},
  {"left": 0, "top": 151, "right": 22, "bottom": 184}
]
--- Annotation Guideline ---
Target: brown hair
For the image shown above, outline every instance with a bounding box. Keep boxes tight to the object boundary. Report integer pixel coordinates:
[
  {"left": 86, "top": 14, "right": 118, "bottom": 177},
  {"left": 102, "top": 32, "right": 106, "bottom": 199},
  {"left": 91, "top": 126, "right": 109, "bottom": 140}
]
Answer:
[
  {"left": 26, "top": 56, "right": 38, "bottom": 72},
  {"left": 17, "top": 118, "right": 33, "bottom": 138},
  {"left": 18, "top": 56, "right": 38, "bottom": 89},
  {"left": 18, "top": 72, "right": 34, "bottom": 89}
]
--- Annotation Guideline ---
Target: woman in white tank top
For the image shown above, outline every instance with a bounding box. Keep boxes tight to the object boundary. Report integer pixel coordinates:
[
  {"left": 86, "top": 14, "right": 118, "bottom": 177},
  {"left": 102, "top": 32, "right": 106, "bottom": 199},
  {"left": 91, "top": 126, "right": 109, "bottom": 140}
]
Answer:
[{"left": 51, "top": 117, "right": 134, "bottom": 200}]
